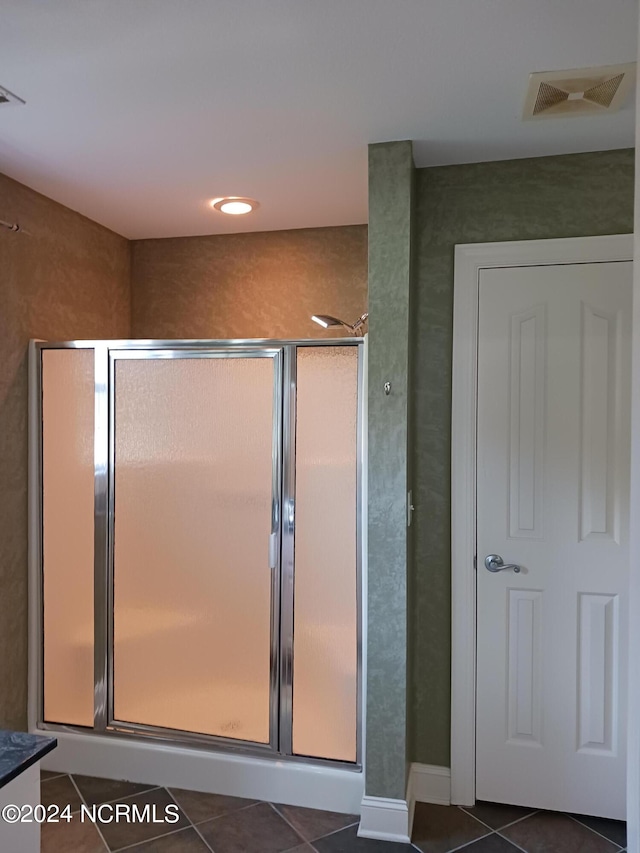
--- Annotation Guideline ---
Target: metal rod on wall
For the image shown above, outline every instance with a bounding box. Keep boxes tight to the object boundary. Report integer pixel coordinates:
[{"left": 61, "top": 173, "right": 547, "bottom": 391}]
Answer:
[{"left": 0, "top": 218, "right": 21, "bottom": 232}]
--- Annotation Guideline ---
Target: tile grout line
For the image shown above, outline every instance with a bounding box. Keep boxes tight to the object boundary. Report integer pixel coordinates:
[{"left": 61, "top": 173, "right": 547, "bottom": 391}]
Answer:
[
  {"left": 455, "top": 806, "right": 506, "bottom": 835},
  {"left": 457, "top": 805, "right": 541, "bottom": 835},
  {"left": 68, "top": 772, "right": 111, "bottom": 852},
  {"left": 412, "top": 805, "right": 542, "bottom": 853},
  {"left": 437, "top": 829, "right": 495, "bottom": 853},
  {"left": 67, "top": 773, "right": 162, "bottom": 809},
  {"left": 564, "top": 813, "right": 626, "bottom": 849},
  {"left": 69, "top": 775, "right": 162, "bottom": 808},
  {"left": 109, "top": 785, "right": 200, "bottom": 852},
  {"left": 112, "top": 821, "right": 199, "bottom": 853},
  {"left": 40, "top": 771, "right": 67, "bottom": 782},
  {"left": 269, "top": 801, "right": 361, "bottom": 845},
  {"left": 494, "top": 810, "right": 541, "bottom": 832},
  {"left": 73, "top": 780, "right": 191, "bottom": 853},
  {"left": 187, "top": 817, "right": 216, "bottom": 852},
  {"left": 164, "top": 786, "right": 216, "bottom": 853},
  {"left": 411, "top": 803, "right": 495, "bottom": 851},
  {"left": 494, "top": 828, "right": 537, "bottom": 853},
  {"left": 42, "top": 773, "right": 83, "bottom": 814},
  {"left": 307, "top": 840, "right": 423, "bottom": 853},
  {"left": 186, "top": 797, "right": 264, "bottom": 828},
  {"left": 308, "top": 819, "right": 361, "bottom": 844},
  {"left": 99, "top": 785, "right": 164, "bottom": 807},
  {"left": 484, "top": 810, "right": 547, "bottom": 853},
  {"left": 266, "top": 802, "right": 309, "bottom": 848}
]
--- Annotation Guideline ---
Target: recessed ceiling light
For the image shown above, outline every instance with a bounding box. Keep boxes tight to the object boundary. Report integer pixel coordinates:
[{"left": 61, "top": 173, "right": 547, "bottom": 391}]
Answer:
[{"left": 211, "top": 197, "right": 259, "bottom": 215}]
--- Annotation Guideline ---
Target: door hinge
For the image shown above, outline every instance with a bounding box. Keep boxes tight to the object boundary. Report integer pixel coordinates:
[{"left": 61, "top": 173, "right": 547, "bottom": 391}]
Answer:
[{"left": 473, "top": 554, "right": 477, "bottom": 570}]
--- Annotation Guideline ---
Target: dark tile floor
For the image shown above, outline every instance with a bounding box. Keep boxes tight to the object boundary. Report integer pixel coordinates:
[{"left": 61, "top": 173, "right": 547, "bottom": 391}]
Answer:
[
  {"left": 39, "top": 771, "right": 628, "bottom": 853},
  {"left": 410, "top": 801, "right": 626, "bottom": 853}
]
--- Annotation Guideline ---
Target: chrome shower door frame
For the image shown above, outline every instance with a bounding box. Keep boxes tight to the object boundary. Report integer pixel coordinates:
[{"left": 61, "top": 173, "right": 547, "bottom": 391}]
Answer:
[
  {"left": 31, "top": 337, "right": 363, "bottom": 770},
  {"left": 102, "top": 345, "right": 283, "bottom": 755},
  {"left": 29, "top": 340, "right": 98, "bottom": 737},
  {"left": 279, "top": 342, "right": 364, "bottom": 767}
]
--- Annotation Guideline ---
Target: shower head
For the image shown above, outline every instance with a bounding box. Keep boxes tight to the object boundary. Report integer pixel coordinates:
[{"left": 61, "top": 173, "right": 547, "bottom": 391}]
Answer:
[
  {"left": 311, "top": 313, "right": 368, "bottom": 336},
  {"left": 311, "top": 314, "right": 344, "bottom": 329}
]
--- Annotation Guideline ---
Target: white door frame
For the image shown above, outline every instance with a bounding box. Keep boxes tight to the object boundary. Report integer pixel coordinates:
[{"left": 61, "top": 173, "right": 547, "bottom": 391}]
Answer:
[{"left": 450, "top": 234, "right": 634, "bottom": 806}]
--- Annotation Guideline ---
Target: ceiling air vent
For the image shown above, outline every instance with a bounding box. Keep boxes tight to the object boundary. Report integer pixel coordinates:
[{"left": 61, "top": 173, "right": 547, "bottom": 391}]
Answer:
[
  {"left": 0, "top": 85, "right": 25, "bottom": 106},
  {"left": 523, "top": 63, "right": 635, "bottom": 120}
]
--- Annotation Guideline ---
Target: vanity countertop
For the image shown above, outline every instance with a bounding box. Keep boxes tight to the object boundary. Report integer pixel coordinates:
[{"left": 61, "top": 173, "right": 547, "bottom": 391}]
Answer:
[{"left": 0, "top": 730, "right": 57, "bottom": 789}]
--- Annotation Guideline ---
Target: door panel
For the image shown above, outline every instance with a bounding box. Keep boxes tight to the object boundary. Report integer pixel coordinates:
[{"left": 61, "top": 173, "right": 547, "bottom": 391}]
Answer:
[
  {"left": 42, "top": 348, "right": 95, "bottom": 727},
  {"left": 112, "top": 353, "right": 278, "bottom": 744},
  {"left": 292, "top": 346, "right": 358, "bottom": 762},
  {"left": 476, "top": 261, "right": 631, "bottom": 818}
]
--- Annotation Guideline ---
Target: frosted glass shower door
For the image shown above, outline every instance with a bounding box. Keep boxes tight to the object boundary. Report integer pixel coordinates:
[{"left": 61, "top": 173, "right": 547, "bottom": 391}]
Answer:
[
  {"left": 111, "top": 351, "right": 280, "bottom": 745},
  {"left": 41, "top": 347, "right": 96, "bottom": 727},
  {"left": 291, "top": 346, "right": 359, "bottom": 762}
]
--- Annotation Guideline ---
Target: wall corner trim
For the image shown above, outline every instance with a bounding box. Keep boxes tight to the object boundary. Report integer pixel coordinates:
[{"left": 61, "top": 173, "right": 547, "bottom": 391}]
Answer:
[
  {"left": 358, "top": 795, "right": 411, "bottom": 843},
  {"left": 408, "top": 762, "right": 451, "bottom": 807}
]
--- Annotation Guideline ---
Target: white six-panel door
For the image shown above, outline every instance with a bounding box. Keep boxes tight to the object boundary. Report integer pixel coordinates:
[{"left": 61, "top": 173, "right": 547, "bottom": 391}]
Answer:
[{"left": 475, "top": 260, "right": 631, "bottom": 819}]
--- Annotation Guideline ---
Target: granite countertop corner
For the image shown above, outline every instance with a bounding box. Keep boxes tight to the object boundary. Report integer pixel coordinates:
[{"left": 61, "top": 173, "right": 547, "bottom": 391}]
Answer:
[{"left": 0, "top": 730, "right": 57, "bottom": 789}]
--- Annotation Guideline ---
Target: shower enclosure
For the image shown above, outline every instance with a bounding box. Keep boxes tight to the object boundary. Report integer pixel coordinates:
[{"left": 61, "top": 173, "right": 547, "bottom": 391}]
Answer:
[{"left": 30, "top": 339, "right": 362, "bottom": 768}]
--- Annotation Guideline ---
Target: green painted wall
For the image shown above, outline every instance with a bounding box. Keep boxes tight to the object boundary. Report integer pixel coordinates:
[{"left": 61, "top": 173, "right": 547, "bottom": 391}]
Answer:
[
  {"left": 409, "top": 148, "right": 635, "bottom": 767},
  {"left": 367, "top": 140, "right": 415, "bottom": 798}
]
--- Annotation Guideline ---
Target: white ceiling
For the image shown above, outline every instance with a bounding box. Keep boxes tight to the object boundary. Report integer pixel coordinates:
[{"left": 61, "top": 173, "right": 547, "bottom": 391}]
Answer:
[{"left": 0, "top": 0, "right": 637, "bottom": 239}]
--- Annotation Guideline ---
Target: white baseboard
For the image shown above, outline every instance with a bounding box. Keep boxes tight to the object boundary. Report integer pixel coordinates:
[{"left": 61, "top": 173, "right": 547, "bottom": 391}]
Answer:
[
  {"left": 358, "top": 795, "right": 411, "bottom": 843},
  {"left": 357, "top": 765, "right": 451, "bottom": 843},
  {"left": 404, "top": 764, "right": 452, "bottom": 841},
  {"left": 36, "top": 730, "right": 363, "bottom": 815},
  {"left": 409, "top": 763, "right": 451, "bottom": 806}
]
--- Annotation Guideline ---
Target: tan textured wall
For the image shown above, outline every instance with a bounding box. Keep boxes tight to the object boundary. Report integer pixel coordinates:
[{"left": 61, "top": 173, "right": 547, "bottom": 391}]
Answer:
[
  {"left": 0, "top": 172, "right": 130, "bottom": 730},
  {"left": 131, "top": 226, "right": 368, "bottom": 339}
]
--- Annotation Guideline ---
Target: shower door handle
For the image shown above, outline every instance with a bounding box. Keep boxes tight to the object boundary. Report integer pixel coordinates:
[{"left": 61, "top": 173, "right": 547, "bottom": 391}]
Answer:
[{"left": 269, "top": 533, "right": 278, "bottom": 569}]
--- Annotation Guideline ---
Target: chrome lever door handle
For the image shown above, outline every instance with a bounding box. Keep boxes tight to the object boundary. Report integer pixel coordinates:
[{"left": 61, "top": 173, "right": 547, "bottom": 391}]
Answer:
[{"left": 484, "top": 554, "right": 521, "bottom": 573}]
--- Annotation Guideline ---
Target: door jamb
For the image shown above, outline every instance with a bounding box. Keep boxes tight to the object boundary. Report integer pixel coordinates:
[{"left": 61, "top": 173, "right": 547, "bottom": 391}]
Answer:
[{"left": 450, "top": 234, "right": 634, "bottom": 806}]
